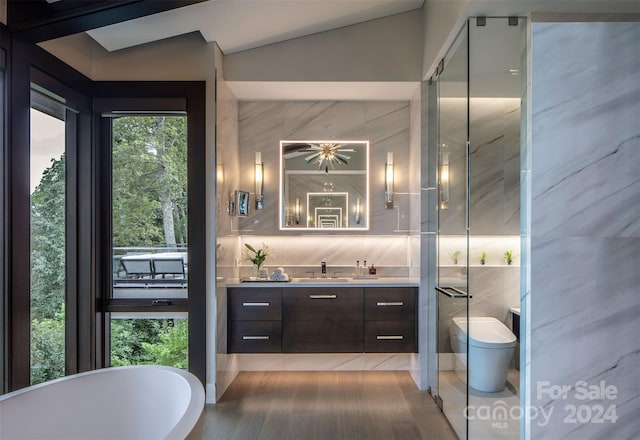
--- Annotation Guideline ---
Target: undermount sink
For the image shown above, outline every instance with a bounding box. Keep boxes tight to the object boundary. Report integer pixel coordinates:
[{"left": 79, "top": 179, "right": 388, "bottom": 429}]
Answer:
[{"left": 295, "top": 277, "right": 351, "bottom": 283}]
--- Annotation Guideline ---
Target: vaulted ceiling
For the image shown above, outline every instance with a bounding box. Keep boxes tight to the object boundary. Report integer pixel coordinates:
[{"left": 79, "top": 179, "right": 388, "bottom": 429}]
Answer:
[{"left": 8, "top": 0, "right": 424, "bottom": 54}]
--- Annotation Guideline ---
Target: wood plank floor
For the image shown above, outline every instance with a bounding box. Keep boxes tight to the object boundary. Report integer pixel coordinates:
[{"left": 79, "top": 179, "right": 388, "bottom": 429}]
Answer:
[{"left": 203, "top": 371, "right": 457, "bottom": 440}]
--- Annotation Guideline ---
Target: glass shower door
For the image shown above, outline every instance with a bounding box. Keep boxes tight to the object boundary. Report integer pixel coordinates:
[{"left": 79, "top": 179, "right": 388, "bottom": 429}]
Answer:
[
  {"left": 467, "top": 17, "right": 523, "bottom": 440},
  {"left": 436, "top": 22, "right": 470, "bottom": 440}
]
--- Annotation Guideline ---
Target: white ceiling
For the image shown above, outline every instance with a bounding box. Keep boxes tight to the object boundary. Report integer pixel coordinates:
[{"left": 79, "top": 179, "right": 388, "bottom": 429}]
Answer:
[{"left": 87, "top": 0, "right": 424, "bottom": 54}]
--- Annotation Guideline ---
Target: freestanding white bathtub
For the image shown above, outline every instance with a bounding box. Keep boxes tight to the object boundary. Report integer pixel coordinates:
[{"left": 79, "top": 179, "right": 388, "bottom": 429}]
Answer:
[{"left": 0, "top": 365, "right": 205, "bottom": 440}]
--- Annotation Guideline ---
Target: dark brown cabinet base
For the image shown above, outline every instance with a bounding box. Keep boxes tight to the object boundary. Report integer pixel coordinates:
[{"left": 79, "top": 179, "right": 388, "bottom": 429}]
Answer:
[{"left": 228, "top": 286, "right": 417, "bottom": 354}]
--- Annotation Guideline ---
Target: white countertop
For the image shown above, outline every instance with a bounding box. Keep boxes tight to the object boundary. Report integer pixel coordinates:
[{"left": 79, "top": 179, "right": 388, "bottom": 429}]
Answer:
[{"left": 225, "top": 277, "right": 419, "bottom": 288}]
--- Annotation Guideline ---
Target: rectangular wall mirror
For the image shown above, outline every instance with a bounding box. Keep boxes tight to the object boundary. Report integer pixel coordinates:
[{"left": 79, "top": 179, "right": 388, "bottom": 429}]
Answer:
[{"left": 280, "top": 140, "right": 369, "bottom": 230}]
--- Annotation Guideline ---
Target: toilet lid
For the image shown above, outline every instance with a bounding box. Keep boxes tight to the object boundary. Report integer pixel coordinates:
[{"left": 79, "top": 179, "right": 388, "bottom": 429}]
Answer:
[{"left": 453, "top": 316, "right": 517, "bottom": 348}]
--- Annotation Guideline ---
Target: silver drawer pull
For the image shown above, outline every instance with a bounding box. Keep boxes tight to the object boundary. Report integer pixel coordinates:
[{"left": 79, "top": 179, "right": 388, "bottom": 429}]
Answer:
[
  {"left": 376, "top": 302, "right": 404, "bottom": 306},
  {"left": 242, "top": 302, "right": 270, "bottom": 307},
  {"left": 242, "top": 336, "right": 270, "bottom": 340},
  {"left": 377, "top": 335, "right": 404, "bottom": 340},
  {"left": 309, "top": 294, "right": 337, "bottom": 299}
]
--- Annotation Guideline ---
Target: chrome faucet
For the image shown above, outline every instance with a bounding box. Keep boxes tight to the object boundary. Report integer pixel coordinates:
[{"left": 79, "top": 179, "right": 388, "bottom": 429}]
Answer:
[{"left": 321, "top": 261, "right": 327, "bottom": 277}]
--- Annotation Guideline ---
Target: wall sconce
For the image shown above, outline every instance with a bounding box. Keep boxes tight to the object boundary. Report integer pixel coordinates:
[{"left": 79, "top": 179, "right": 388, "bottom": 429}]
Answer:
[
  {"left": 385, "top": 152, "right": 394, "bottom": 209},
  {"left": 227, "top": 192, "right": 235, "bottom": 215},
  {"left": 255, "top": 152, "right": 264, "bottom": 210},
  {"left": 294, "top": 198, "right": 301, "bottom": 224},
  {"left": 440, "top": 151, "right": 449, "bottom": 210},
  {"left": 355, "top": 197, "right": 361, "bottom": 224},
  {"left": 216, "top": 163, "right": 224, "bottom": 185}
]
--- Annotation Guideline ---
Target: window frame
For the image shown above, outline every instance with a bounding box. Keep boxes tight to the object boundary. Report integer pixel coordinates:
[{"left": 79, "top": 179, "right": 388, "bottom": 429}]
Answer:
[
  {"left": 93, "top": 82, "right": 206, "bottom": 384},
  {"left": 4, "top": 34, "right": 206, "bottom": 390},
  {"left": 7, "top": 36, "right": 93, "bottom": 391}
]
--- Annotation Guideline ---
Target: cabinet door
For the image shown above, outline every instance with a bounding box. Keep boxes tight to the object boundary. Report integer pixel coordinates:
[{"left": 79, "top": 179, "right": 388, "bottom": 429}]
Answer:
[
  {"left": 283, "top": 320, "right": 363, "bottom": 353},
  {"left": 364, "top": 287, "right": 416, "bottom": 321},
  {"left": 283, "top": 287, "right": 363, "bottom": 320},
  {"left": 282, "top": 287, "right": 363, "bottom": 352},
  {"left": 364, "top": 320, "right": 417, "bottom": 353},
  {"left": 229, "top": 320, "right": 282, "bottom": 353},
  {"left": 229, "top": 287, "right": 282, "bottom": 320}
]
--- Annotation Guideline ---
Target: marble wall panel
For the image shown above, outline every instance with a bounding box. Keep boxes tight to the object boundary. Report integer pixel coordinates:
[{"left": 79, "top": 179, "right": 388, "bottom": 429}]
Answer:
[
  {"left": 418, "top": 80, "right": 438, "bottom": 390},
  {"left": 214, "top": 57, "right": 242, "bottom": 401},
  {"left": 438, "top": 97, "right": 521, "bottom": 236},
  {"left": 236, "top": 100, "right": 411, "bottom": 236},
  {"left": 236, "top": 235, "right": 410, "bottom": 277},
  {"left": 528, "top": 21, "right": 640, "bottom": 439},
  {"left": 234, "top": 354, "right": 412, "bottom": 372}
]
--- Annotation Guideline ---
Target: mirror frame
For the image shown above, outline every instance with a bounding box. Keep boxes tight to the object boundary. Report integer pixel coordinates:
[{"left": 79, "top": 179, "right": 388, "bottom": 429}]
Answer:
[{"left": 279, "top": 140, "right": 370, "bottom": 231}]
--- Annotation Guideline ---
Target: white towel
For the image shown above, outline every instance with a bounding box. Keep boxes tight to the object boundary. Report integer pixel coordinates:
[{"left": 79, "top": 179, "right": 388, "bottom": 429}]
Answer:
[{"left": 269, "top": 269, "right": 289, "bottom": 281}]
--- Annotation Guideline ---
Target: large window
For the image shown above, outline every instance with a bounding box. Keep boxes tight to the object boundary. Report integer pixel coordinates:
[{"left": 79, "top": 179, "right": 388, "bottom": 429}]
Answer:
[
  {"left": 29, "top": 96, "right": 67, "bottom": 385},
  {"left": 109, "top": 115, "right": 189, "bottom": 368}
]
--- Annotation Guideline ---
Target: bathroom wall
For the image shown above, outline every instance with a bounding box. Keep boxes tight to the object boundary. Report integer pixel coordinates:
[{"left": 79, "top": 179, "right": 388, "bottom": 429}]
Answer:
[
  {"left": 437, "top": 92, "right": 522, "bottom": 355},
  {"left": 526, "top": 21, "right": 640, "bottom": 439},
  {"left": 233, "top": 99, "right": 413, "bottom": 273},
  {"left": 224, "top": 10, "right": 422, "bottom": 82},
  {"left": 214, "top": 47, "right": 242, "bottom": 401},
  {"left": 439, "top": 96, "right": 521, "bottom": 235},
  {"left": 416, "top": 80, "right": 437, "bottom": 391}
]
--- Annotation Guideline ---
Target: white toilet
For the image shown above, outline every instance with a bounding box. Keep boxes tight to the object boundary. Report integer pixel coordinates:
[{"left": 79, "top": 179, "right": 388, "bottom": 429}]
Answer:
[{"left": 449, "top": 316, "right": 517, "bottom": 392}]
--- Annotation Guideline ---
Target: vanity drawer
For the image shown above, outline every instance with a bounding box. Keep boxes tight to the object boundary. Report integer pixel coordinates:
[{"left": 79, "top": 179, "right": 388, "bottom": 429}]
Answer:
[
  {"left": 283, "top": 287, "right": 363, "bottom": 320},
  {"left": 364, "top": 287, "right": 417, "bottom": 321},
  {"left": 229, "top": 288, "right": 282, "bottom": 321},
  {"left": 364, "top": 321, "right": 416, "bottom": 353},
  {"left": 283, "top": 320, "right": 363, "bottom": 353},
  {"left": 229, "top": 320, "right": 282, "bottom": 353}
]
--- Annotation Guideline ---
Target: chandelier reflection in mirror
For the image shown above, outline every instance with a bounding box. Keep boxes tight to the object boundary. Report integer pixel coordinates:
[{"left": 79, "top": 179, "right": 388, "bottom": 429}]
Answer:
[
  {"left": 287, "top": 142, "right": 355, "bottom": 174},
  {"left": 280, "top": 140, "right": 369, "bottom": 230}
]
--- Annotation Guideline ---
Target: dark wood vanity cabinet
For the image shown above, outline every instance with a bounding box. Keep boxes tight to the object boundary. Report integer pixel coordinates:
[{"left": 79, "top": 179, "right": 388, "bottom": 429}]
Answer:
[
  {"left": 282, "top": 287, "right": 364, "bottom": 353},
  {"left": 228, "top": 287, "right": 282, "bottom": 353},
  {"left": 364, "top": 287, "right": 417, "bottom": 353},
  {"left": 228, "top": 286, "right": 417, "bottom": 354}
]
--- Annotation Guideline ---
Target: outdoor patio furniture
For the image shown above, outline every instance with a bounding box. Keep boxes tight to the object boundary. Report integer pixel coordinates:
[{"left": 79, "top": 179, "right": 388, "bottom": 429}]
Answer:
[{"left": 120, "top": 259, "right": 153, "bottom": 279}]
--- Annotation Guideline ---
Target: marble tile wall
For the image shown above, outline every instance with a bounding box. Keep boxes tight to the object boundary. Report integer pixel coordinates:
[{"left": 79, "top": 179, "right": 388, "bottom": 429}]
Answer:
[
  {"left": 439, "top": 97, "right": 521, "bottom": 235},
  {"left": 233, "top": 235, "right": 411, "bottom": 278},
  {"left": 408, "top": 80, "right": 422, "bottom": 387},
  {"left": 236, "top": 100, "right": 412, "bottom": 237},
  {"left": 419, "top": 80, "right": 438, "bottom": 391},
  {"left": 527, "top": 21, "right": 640, "bottom": 439},
  {"left": 214, "top": 54, "right": 242, "bottom": 401}
]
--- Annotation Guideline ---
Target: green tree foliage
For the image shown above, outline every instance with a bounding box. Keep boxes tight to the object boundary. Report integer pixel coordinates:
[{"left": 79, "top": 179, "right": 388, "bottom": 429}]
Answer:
[
  {"left": 143, "top": 319, "right": 189, "bottom": 368},
  {"left": 110, "top": 319, "right": 188, "bottom": 368},
  {"left": 31, "top": 308, "right": 65, "bottom": 385},
  {"left": 29, "top": 116, "right": 189, "bottom": 383},
  {"left": 112, "top": 116, "right": 187, "bottom": 248},
  {"left": 30, "top": 154, "right": 66, "bottom": 385},
  {"left": 31, "top": 154, "right": 66, "bottom": 320}
]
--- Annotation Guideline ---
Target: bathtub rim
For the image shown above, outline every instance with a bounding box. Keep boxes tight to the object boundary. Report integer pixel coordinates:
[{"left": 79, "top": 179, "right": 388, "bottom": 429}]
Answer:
[{"left": 0, "top": 365, "right": 205, "bottom": 440}]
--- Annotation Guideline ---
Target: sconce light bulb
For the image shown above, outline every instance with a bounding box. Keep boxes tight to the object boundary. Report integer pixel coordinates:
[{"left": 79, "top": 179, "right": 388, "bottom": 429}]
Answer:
[
  {"left": 440, "top": 152, "right": 450, "bottom": 210},
  {"left": 255, "top": 152, "right": 264, "bottom": 210},
  {"left": 385, "top": 152, "right": 394, "bottom": 209},
  {"left": 295, "top": 197, "right": 301, "bottom": 224}
]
